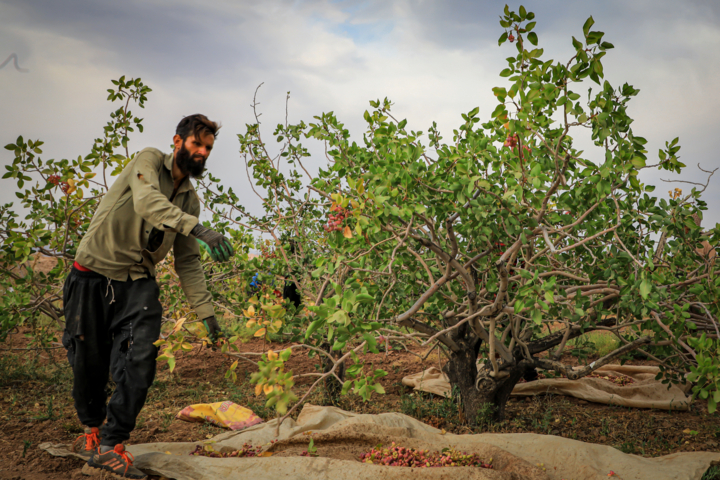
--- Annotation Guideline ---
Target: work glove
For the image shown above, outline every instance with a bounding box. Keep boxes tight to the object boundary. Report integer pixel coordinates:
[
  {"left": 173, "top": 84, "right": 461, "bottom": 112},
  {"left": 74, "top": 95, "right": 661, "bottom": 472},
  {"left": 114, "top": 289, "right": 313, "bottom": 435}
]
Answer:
[
  {"left": 202, "top": 316, "right": 224, "bottom": 343},
  {"left": 191, "top": 224, "right": 234, "bottom": 262}
]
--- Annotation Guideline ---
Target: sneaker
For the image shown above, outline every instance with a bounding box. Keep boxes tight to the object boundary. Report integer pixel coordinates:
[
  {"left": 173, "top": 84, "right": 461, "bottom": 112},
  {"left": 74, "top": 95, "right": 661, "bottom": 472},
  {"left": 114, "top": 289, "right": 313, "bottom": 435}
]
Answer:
[
  {"left": 72, "top": 427, "right": 101, "bottom": 460},
  {"left": 82, "top": 444, "right": 146, "bottom": 479}
]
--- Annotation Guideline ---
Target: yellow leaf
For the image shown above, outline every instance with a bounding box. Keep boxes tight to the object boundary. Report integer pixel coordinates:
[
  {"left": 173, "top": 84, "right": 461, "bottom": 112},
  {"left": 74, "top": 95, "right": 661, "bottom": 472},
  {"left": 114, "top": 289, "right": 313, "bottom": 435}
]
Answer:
[
  {"left": 254, "top": 328, "right": 266, "bottom": 337},
  {"left": 247, "top": 305, "right": 256, "bottom": 317},
  {"left": 186, "top": 322, "right": 207, "bottom": 338},
  {"left": 255, "top": 383, "right": 264, "bottom": 396},
  {"left": 267, "top": 349, "right": 278, "bottom": 361},
  {"left": 85, "top": 172, "right": 97, "bottom": 179},
  {"left": 249, "top": 297, "right": 258, "bottom": 305},
  {"left": 258, "top": 452, "right": 273, "bottom": 457},
  {"left": 245, "top": 319, "right": 256, "bottom": 328},
  {"left": 172, "top": 317, "right": 186, "bottom": 334},
  {"left": 343, "top": 226, "right": 352, "bottom": 238},
  {"left": 67, "top": 178, "right": 76, "bottom": 187},
  {"left": 273, "top": 320, "right": 282, "bottom": 329},
  {"left": 263, "top": 384, "right": 274, "bottom": 395}
]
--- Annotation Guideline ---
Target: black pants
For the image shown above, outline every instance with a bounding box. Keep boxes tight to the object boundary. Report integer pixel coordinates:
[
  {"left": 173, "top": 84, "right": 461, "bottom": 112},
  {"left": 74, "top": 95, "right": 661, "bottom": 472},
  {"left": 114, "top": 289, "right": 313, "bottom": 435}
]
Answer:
[{"left": 62, "top": 268, "right": 163, "bottom": 446}]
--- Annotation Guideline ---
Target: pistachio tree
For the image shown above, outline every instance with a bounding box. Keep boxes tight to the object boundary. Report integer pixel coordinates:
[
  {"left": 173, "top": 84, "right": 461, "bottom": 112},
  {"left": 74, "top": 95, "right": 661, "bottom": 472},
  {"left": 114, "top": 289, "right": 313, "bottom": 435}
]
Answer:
[{"left": 216, "top": 5, "right": 719, "bottom": 424}]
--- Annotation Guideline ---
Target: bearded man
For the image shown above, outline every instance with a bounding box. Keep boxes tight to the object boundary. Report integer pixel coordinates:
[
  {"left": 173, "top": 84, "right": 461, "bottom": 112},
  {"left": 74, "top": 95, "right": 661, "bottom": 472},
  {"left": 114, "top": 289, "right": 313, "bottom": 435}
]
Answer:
[{"left": 63, "top": 114, "right": 233, "bottom": 479}]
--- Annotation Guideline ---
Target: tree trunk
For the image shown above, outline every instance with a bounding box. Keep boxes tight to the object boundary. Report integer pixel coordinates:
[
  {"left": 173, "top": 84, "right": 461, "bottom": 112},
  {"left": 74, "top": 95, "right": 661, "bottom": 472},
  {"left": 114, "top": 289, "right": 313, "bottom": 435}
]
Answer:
[
  {"left": 473, "top": 364, "right": 527, "bottom": 421},
  {"left": 320, "top": 342, "right": 345, "bottom": 406},
  {"left": 445, "top": 341, "right": 484, "bottom": 425},
  {"left": 445, "top": 339, "right": 529, "bottom": 424}
]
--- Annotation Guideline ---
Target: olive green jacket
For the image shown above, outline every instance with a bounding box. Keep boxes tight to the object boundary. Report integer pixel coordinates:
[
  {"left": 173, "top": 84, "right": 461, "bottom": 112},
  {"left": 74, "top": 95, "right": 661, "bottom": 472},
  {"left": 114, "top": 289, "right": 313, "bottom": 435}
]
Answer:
[{"left": 75, "top": 147, "right": 214, "bottom": 319}]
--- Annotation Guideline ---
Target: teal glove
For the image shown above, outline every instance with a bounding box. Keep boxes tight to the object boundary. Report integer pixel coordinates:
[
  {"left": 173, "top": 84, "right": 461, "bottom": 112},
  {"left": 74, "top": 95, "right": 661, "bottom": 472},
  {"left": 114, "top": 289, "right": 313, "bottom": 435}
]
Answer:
[{"left": 191, "top": 224, "right": 234, "bottom": 262}]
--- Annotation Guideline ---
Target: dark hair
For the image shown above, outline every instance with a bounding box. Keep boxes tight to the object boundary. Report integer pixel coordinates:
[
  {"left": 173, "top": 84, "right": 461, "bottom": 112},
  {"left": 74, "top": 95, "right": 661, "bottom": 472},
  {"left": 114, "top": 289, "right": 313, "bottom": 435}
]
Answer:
[{"left": 176, "top": 114, "right": 221, "bottom": 141}]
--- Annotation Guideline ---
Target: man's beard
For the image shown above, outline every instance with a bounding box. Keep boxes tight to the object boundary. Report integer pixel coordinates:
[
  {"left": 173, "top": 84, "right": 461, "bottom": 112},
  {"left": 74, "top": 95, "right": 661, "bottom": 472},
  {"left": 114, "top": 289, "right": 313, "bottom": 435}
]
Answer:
[{"left": 175, "top": 142, "right": 207, "bottom": 178}]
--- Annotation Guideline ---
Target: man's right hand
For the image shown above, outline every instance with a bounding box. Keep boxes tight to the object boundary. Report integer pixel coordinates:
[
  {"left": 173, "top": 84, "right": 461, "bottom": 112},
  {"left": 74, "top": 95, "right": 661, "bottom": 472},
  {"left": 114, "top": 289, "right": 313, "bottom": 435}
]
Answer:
[
  {"left": 202, "top": 316, "right": 224, "bottom": 343},
  {"left": 191, "top": 224, "right": 234, "bottom": 262}
]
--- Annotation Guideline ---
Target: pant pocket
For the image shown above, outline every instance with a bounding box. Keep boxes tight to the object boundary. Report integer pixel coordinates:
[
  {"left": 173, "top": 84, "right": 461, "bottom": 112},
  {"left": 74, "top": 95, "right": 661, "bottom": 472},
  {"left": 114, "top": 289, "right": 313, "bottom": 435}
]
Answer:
[{"left": 110, "top": 328, "right": 132, "bottom": 384}]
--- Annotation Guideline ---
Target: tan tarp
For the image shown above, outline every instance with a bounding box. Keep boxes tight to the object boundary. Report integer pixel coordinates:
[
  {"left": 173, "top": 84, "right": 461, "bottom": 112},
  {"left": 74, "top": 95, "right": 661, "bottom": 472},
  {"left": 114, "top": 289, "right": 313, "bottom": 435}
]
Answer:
[
  {"left": 40, "top": 404, "right": 718, "bottom": 480},
  {"left": 403, "top": 365, "right": 693, "bottom": 410}
]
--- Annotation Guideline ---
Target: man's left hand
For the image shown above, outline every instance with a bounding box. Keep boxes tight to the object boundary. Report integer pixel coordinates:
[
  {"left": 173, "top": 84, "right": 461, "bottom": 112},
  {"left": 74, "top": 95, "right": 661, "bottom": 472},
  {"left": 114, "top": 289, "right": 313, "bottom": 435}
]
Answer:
[{"left": 191, "top": 224, "right": 234, "bottom": 262}]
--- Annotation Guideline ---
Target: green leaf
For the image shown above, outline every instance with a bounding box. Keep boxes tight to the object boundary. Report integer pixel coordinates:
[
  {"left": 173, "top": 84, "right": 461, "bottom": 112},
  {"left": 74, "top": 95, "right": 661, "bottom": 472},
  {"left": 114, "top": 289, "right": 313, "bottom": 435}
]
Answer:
[
  {"left": 639, "top": 279, "right": 651, "bottom": 300},
  {"left": 356, "top": 293, "right": 375, "bottom": 304},
  {"left": 527, "top": 32, "right": 538, "bottom": 46},
  {"left": 305, "top": 319, "right": 323, "bottom": 339},
  {"left": 544, "top": 290, "right": 555, "bottom": 304},
  {"left": 583, "top": 16, "right": 595, "bottom": 38}
]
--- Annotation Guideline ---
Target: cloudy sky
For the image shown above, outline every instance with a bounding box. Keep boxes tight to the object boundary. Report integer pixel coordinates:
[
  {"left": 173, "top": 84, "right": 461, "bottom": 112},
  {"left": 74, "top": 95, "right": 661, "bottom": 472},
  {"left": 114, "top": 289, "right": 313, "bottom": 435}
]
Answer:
[{"left": 1, "top": 0, "right": 719, "bottom": 228}]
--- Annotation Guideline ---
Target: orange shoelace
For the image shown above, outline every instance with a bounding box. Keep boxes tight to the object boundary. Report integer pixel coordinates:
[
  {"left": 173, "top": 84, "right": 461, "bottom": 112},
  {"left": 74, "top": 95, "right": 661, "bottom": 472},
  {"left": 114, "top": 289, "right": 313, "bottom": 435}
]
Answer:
[
  {"left": 112, "top": 444, "right": 135, "bottom": 474},
  {"left": 74, "top": 427, "right": 100, "bottom": 452}
]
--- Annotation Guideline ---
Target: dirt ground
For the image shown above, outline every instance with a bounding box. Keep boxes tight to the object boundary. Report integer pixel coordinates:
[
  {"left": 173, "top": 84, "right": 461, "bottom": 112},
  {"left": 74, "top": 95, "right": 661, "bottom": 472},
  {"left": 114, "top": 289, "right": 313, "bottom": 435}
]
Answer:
[{"left": 1, "top": 330, "right": 719, "bottom": 480}]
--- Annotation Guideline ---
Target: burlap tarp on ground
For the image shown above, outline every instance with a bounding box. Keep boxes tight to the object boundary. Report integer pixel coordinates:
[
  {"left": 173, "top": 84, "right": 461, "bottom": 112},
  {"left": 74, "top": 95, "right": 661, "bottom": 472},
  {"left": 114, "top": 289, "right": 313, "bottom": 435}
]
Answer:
[
  {"left": 40, "top": 404, "right": 718, "bottom": 480},
  {"left": 403, "top": 365, "right": 693, "bottom": 410}
]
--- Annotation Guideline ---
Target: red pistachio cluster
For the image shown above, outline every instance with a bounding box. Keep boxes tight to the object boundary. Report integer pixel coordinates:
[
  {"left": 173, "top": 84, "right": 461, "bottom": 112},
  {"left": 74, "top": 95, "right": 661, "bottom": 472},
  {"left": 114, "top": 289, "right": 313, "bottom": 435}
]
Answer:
[
  {"left": 503, "top": 134, "right": 518, "bottom": 149},
  {"left": 324, "top": 205, "right": 349, "bottom": 232},
  {"left": 190, "top": 442, "right": 263, "bottom": 458},
  {"left": 47, "top": 174, "right": 72, "bottom": 194},
  {"left": 503, "top": 134, "right": 531, "bottom": 155},
  {"left": 359, "top": 442, "right": 493, "bottom": 468},
  {"left": 260, "top": 244, "right": 278, "bottom": 260}
]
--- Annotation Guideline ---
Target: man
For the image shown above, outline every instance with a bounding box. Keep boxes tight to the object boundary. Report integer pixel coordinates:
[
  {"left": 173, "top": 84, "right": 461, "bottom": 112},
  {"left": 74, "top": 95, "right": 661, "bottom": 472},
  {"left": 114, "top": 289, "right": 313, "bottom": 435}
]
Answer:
[{"left": 63, "top": 114, "right": 234, "bottom": 479}]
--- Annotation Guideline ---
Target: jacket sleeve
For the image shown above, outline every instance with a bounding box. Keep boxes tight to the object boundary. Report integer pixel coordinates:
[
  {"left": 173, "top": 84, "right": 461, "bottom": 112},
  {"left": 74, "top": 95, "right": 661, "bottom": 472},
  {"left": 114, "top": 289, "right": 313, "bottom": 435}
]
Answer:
[
  {"left": 128, "top": 151, "right": 199, "bottom": 235},
  {"left": 173, "top": 199, "right": 214, "bottom": 320}
]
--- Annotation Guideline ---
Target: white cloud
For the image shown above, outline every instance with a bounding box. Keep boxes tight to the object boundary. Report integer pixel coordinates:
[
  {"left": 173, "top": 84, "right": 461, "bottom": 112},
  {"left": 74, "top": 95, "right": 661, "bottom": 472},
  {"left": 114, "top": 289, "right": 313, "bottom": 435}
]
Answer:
[{"left": 1, "top": 0, "right": 719, "bottom": 227}]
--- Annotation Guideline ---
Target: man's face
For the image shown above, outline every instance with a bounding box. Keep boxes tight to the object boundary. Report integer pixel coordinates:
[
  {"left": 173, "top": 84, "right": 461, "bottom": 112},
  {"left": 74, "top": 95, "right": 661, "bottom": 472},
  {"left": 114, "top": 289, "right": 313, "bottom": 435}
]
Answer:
[{"left": 173, "top": 132, "right": 215, "bottom": 178}]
